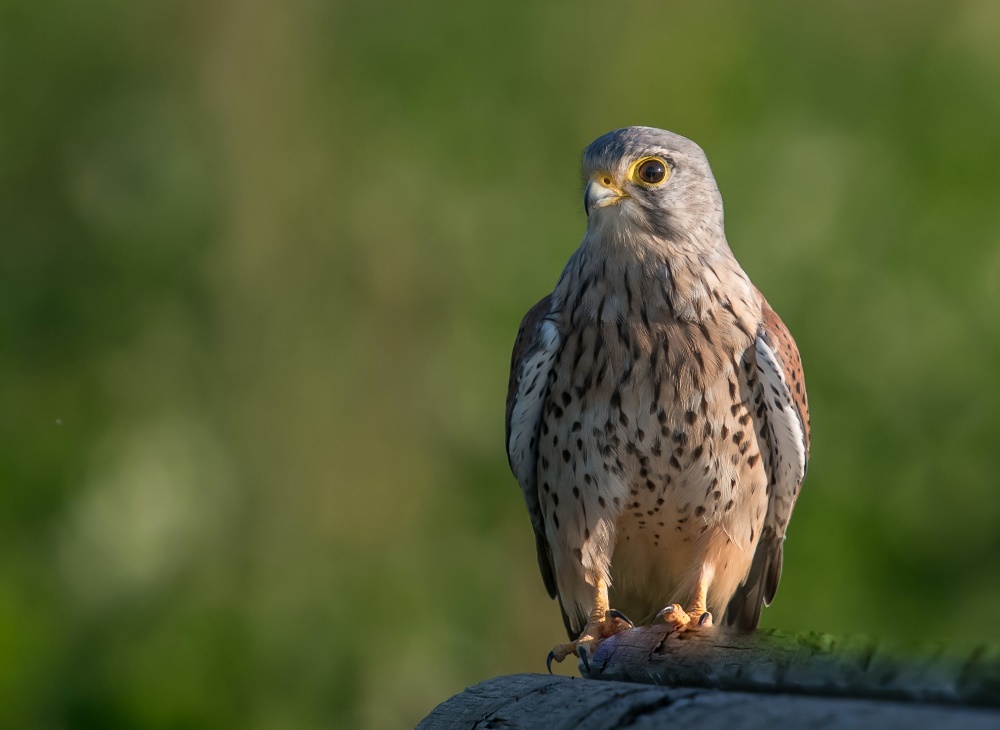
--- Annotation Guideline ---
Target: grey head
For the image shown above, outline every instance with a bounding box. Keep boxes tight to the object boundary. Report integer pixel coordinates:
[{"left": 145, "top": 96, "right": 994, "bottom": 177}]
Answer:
[{"left": 582, "top": 127, "right": 725, "bottom": 246}]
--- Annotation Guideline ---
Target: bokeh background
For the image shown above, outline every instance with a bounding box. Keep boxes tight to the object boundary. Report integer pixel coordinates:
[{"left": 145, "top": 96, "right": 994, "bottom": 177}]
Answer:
[{"left": 4, "top": 0, "right": 1000, "bottom": 727}]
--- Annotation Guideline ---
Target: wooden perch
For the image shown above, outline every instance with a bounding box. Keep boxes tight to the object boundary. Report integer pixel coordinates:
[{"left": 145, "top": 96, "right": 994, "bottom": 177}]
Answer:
[
  {"left": 419, "top": 626, "right": 1000, "bottom": 728},
  {"left": 419, "top": 674, "right": 1000, "bottom": 729},
  {"left": 584, "top": 623, "right": 1000, "bottom": 707}
]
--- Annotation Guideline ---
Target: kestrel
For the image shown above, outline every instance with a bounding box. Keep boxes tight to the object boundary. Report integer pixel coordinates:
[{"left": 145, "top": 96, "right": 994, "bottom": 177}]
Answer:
[{"left": 505, "top": 127, "right": 810, "bottom": 669}]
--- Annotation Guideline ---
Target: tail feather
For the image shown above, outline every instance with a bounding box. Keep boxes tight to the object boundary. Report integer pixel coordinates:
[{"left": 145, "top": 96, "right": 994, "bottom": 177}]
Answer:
[{"left": 724, "top": 526, "right": 783, "bottom": 631}]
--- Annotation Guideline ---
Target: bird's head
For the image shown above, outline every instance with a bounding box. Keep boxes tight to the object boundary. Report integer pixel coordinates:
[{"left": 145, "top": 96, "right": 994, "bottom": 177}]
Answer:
[{"left": 582, "top": 127, "right": 724, "bottom": 246}]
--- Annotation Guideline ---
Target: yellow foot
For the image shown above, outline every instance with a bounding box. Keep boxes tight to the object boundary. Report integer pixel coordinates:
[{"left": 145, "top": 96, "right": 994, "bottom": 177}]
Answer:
[
  {"left": 546, "top": 610, "right": 634, "bottom": 673},
  {"left": 654, "top": 603, "right": 714, "bottom": 633}
]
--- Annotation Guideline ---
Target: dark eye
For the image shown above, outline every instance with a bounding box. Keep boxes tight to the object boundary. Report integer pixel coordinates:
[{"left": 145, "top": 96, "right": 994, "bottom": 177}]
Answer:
[{"left": 636, "top": 158, "right": 667, "bottom": 184}]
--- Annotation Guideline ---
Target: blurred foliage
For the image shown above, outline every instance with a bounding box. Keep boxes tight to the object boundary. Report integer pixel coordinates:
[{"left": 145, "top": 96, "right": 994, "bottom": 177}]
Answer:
[{"left": 3, "top": 0, "right": 1000, "bottom": 727}]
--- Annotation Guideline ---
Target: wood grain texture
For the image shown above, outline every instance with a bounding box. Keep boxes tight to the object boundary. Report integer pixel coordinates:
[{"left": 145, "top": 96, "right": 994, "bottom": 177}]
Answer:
[
  {"left": 420, "top": 628, "right": 1000, "bottom": 728},
  {"left": 418, "top": 673, "right": 1000, "bottom": 729},
  {"left": 584, "top": 624, "right": 1000, "bottom": 707}
]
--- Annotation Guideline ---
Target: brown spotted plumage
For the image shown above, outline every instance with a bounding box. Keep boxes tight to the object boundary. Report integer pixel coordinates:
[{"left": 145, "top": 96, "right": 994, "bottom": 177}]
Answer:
[{"left": 505, "top": 127, "right": 810, "bottom": 666}]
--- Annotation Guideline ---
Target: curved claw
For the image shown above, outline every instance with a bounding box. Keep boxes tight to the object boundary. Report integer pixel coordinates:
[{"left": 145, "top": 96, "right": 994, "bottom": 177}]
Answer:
[
  {"left": 608, "top": 609, "right": 634, "bottom": 628},
  {"left": 698, "top": 611, "right": 713, "bottom": 627},
  {"left": 546, "top": 650, "right": 556, "bottom": 675},
  {"left": 654, "top": 605, "right": 675, "bottom": 623},
  {"left": 577, "top": 644, "right": 591, "bottom": 674}
]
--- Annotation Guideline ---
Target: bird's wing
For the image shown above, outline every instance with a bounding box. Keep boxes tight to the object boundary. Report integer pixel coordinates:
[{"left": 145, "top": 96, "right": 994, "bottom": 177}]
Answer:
[
  {"left": 505, "top": 296, "right": 565, "bottom": 607},
  {"left": 725, "top": 296, "right": 810, "bottom": 630}
]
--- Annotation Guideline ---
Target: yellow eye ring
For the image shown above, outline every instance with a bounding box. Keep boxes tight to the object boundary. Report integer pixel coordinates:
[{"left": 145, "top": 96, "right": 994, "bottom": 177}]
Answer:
[{"left": 629, "top": 156, "right": 669, "bottom": 186}]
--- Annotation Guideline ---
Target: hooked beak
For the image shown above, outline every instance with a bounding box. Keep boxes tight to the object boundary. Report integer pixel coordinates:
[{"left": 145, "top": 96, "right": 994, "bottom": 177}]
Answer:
[{"left": 584, "top": 173, "right": 629, "bottom": 217}]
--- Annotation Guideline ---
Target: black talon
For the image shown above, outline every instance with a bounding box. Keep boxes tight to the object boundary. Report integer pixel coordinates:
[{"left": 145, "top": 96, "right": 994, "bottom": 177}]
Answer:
[
  {"left": 655, "top": 605, "right": 674, "bottom": 623},
  {"left": 546, "top": 650, "right": 556, "bottom": 674},
  {"left": 577, "top": 644, "right": 591, "bottom": 674},
  {"left": 608, "top": 609, "right": 634, "bottom": 628},
  {"left": 699, "top": 611, "right": 713, "bottom": 627}
]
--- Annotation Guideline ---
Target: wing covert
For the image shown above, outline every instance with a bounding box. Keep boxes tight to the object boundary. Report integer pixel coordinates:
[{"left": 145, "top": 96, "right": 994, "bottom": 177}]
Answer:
[
  {"left": 725, "top": 297, "right": 810, "bottom": 630},
  {"left": 505, "top": 295, "right": 561, "bottom": 600}
]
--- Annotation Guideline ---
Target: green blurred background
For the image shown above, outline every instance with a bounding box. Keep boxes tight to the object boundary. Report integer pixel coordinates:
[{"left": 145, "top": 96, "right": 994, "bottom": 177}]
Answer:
[{"left": 4, "top": 0, "right": 1000, "bottom": 727}]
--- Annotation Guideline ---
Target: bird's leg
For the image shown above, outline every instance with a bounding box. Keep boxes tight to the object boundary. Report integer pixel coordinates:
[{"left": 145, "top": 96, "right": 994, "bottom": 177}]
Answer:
[
  {"left": 547, "top": 576, "right": 632, "bottom": 672},
  {"left": 655, "top": 564, "right": 715, "bottom": 632}
]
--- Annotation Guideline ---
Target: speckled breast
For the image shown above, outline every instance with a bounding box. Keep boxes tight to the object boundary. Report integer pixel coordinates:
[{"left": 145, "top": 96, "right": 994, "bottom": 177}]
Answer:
[{"left": 537, "top": 316, "right": 769, "bottom": 618}]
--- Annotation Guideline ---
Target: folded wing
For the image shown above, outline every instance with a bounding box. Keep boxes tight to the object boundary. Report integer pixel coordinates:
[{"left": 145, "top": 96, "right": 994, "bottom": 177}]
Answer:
[
  {"left": 725, "top": 297, "right": 810, "bottom": 630},
  {"left": 506, "top": 296, "right": 573, "bottom": 631}
]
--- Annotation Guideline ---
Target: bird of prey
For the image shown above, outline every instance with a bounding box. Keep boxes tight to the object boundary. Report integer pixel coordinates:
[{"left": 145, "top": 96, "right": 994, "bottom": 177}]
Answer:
[{"left": 505, "top": 127, "right": 810, "bottom": 669}]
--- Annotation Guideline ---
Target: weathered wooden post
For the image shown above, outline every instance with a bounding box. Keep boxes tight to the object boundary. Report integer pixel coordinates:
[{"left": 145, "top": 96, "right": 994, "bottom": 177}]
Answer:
[{"left": 418, "top": 625, "right": 1000, "bottom": 728}]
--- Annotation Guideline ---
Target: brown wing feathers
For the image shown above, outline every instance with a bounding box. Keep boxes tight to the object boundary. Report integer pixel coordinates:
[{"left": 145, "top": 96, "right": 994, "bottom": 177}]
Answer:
[
  {"left": 505, "top": 296, "right": 559, "bottom": 600},
  {"left": 725, "top": 298, "right": 810, "bottom": 631}
]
